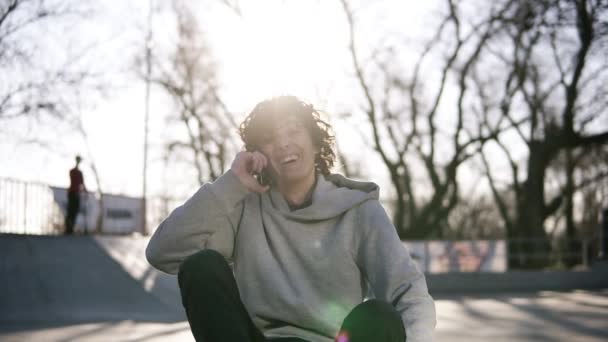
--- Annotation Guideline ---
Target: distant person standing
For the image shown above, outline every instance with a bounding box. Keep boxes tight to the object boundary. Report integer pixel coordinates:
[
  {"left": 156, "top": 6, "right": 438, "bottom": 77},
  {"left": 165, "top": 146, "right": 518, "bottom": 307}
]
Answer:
[{"left": 65, "top": 155, "right": 87, "bottom": 235}]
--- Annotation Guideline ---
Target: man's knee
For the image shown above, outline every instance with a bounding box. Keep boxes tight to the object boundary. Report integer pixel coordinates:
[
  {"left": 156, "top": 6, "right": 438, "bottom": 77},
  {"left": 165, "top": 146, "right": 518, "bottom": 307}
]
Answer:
[
  {"left": 178, "top": 249, "right": 230, "bottom": 285},
  {"left": 339, "top": 299, "right": 405, "bottom": 342}
]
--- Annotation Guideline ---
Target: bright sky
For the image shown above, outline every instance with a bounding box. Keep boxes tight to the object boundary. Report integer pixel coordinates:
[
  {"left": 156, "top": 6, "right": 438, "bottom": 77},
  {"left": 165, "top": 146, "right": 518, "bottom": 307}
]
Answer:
[{"left": 0, "top": 0, "right": 449, "bottom": 201}]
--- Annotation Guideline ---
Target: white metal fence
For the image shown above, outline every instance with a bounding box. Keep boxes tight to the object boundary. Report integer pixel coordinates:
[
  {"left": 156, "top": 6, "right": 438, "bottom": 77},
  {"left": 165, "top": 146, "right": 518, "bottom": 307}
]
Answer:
[
  {"left": 1, "top": 177, "right": 603, "bottom": 270},
  {"left": 0, "top": 178, "right": 63, "bottom": 235},
  {"left": 0, "top": 178, "right": 175, "bottom": 235}
]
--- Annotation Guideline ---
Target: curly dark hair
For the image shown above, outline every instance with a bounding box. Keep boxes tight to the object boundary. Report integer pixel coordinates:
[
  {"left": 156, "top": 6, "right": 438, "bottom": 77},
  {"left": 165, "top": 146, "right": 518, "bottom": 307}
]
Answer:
[{"left": 239, "top": 95, "right": 336, "bottom": 175}]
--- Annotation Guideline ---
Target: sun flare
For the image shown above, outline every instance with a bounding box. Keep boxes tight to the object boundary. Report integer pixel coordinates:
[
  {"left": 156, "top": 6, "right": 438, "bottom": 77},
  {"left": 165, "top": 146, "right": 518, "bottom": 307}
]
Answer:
[{"left": 210, "top": 1, "right": 349, "bottom": 107}]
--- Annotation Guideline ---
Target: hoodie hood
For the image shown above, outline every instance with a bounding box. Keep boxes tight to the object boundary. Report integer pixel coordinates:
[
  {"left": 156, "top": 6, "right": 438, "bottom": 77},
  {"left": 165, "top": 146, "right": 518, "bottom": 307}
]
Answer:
[{"left": 262, "top": 173, "right": 379, "bottom": 221}]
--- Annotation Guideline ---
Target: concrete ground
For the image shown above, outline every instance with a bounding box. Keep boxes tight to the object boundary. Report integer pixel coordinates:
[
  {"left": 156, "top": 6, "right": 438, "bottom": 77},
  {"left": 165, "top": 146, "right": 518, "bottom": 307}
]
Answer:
[
  {"left": 2, "top": 290, "right": 607, "bottom": 341},
  {"left": 1, "top": 235, "right": 607, "bottom": 341},
  {"left": 434, "top": 289, "right": 608, "bottom": 341}
]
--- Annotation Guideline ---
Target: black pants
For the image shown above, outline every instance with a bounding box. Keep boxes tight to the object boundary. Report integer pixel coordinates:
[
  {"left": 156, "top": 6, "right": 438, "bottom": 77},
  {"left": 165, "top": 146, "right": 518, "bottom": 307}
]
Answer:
[
  {"left": 178, "top": 249, "right": 406, "bottom": 342},
  {"left": 65, "top": 192, "right": 80, "bottom": 235}
]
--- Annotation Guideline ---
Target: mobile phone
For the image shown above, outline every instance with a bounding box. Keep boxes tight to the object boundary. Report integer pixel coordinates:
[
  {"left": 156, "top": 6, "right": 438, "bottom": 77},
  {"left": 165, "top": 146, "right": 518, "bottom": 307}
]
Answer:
[{"left": 255, "top": 168, "right": 271, "bottom": 186}]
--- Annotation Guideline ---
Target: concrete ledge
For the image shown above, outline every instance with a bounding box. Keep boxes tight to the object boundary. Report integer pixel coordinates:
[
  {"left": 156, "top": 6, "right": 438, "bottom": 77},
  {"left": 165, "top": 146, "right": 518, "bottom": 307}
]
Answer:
[
  {"left": 0, "top": 234, "right": 183, "bottom": 323},
  {"left": 427, "top": 264, "right": 608, "bottom": 294}
]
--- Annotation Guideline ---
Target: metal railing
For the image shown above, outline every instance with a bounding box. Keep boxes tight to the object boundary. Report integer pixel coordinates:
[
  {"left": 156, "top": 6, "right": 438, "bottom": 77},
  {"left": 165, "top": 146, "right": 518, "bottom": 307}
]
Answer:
[
  {"left": 1, "top": 178, "right": 603, "bottom": 271},
  {"left": 0, "top": 178, "right": 63, "bottom": 235},
  {"left": 0, "top": 177, "right": 187, "bottom": 236},
  {"left": 506, "top": 236, "right": 602, "bottom": 269}
]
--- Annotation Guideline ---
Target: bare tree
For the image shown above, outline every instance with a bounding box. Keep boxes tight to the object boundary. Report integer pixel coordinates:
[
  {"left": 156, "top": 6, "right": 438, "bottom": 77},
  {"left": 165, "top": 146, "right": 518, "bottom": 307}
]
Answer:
[
  {"left": 447, "top": 194, "right": 505, "bottom": 240},
  {"left": 339, "top": 0, "right": 608, "bottom": 263},
  {"left": 218, "top": 0, "right": 242, "bottom": 17},
  {"left": 140, "top": 1, "right": 239, "bottom": 184},
  {"left": 544, "top": 144, "right": 608, "bottom": 265},
  {"left": 0, "top": 0, "right": 98, "bottom": 126},
  {"left": 477, "top": 0, "right": 608, "bottom": 268},
  {"left": 1, "top": 0, "right": 114, "bottom": 234},
  {"left": 339, "top": 0, "right": 513, "bottom": 238}
]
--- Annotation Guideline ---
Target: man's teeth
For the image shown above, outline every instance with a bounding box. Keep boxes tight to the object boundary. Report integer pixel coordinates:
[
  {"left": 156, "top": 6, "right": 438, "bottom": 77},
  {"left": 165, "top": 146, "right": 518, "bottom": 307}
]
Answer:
[{"left": 281, "top": 155, "right": 298, "bottom": 164}]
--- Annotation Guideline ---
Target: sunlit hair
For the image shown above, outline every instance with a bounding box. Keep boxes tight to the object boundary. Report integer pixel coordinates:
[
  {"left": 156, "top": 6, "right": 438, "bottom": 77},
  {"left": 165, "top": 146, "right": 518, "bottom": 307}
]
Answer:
[{"left": 239, "top": 95, "right": 336, "bottom": 175}]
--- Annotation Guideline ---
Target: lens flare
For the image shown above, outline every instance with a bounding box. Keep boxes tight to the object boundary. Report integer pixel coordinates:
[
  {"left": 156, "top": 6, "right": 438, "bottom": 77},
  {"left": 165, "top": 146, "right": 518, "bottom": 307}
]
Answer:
[
  {"left": 320, "top": 302, "right": 349, "bottom": 326},
  {"left": 335, "top": 331, "right": 349, "bottom": 342}
]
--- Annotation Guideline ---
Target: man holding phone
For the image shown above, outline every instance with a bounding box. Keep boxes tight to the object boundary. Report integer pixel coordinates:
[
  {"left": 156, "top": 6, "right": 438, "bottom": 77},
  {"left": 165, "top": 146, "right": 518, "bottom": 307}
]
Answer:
[{"left": 146, "top": 96, "right": 436, "bottom": 342}]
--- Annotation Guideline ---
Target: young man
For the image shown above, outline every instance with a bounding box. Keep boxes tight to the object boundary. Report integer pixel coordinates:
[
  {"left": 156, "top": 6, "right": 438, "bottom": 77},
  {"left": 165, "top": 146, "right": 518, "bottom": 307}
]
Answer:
[
  {"left": 65, "top": 155, "right": 87, "bottom": 235},
  {"left": 146, "top": 96, "right": 436, "bottom": 342}
]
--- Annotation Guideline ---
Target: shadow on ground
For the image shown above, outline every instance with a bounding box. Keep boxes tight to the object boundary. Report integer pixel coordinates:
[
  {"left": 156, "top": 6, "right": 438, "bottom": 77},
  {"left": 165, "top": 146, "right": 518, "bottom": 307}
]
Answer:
[
  {"left": 434, "top": 289, "right": 608, "bottom": 341},
  {"left": 0, "top": 234, "right": 186, "bottom": 335},
  {"left": 2, "top": 234, "right": 607, "bottom": 341}
]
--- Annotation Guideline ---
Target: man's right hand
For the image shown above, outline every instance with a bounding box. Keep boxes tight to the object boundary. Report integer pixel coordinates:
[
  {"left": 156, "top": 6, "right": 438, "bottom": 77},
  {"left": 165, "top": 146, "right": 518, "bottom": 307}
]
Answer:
[{"left": 230, "top": 151, "right": 270, "bottom": 193}]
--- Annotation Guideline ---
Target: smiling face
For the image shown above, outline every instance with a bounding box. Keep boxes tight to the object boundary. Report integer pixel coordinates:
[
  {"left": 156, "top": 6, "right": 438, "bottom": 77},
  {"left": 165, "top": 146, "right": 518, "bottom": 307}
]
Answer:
[
  {"left": 239, "top": 96, "right": 336, "bottom": 189},
  {"left": 258, "top": 117, "right": 319, "bottom": 189}
]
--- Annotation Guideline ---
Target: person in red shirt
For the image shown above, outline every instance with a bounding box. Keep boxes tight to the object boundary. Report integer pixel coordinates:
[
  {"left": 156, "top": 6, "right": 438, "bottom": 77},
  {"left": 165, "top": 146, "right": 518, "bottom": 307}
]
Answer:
[{"left": 65, "top": 155, "right": 87, "bottom": 235}]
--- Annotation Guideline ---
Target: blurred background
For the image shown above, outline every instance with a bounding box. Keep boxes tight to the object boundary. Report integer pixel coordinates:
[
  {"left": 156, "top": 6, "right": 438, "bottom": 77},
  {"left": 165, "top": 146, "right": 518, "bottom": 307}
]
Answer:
[
  {"left": 3, "top": 0, "right": 608, "bottom": 270},
  {"left": 1, "top": 0, "right": 607, "bottom": 341}
]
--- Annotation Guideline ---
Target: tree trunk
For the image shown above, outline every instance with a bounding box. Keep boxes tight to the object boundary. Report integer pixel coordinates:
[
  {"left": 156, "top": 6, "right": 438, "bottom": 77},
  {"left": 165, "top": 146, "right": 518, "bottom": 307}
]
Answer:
[
  {"left": 391, "top": 172, "right": 407, "bottom": 238},
  {"left": 404, "top": 215, "right": 443, "bottom": 240},
  {"left": 512, "top": 142, "right": 551, "bottom": 269},
  {"left": 564, "top": 149, "right": 579, "bottom": 267}
]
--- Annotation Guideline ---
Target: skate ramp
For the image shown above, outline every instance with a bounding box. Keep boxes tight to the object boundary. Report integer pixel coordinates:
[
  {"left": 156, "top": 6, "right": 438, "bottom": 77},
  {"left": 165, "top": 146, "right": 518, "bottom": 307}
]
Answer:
[{"left": 0, "top": 234, "right": 185, "bottom": 333}]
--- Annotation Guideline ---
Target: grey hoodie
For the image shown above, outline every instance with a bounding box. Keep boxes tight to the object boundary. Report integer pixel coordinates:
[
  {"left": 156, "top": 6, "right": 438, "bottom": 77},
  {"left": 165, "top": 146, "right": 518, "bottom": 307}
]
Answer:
[{"left": 146, "top": 171, "right": 436, "bottom": 342}]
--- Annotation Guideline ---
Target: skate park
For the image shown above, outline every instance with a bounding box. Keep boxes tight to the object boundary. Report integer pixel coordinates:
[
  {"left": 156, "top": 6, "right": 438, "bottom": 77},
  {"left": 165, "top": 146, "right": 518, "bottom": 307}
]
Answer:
[
  {"left": 1, "top": 176, "right": 608, "bottom": 341},
  {"left": 1, "top": 231, "right": 606, "bottom": 341},
  {"left": 1, "top": 139, "right": 607, "bottom": 342},
  {"left": 3, "top": 0, "right": 608, "bottom": 340}
]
